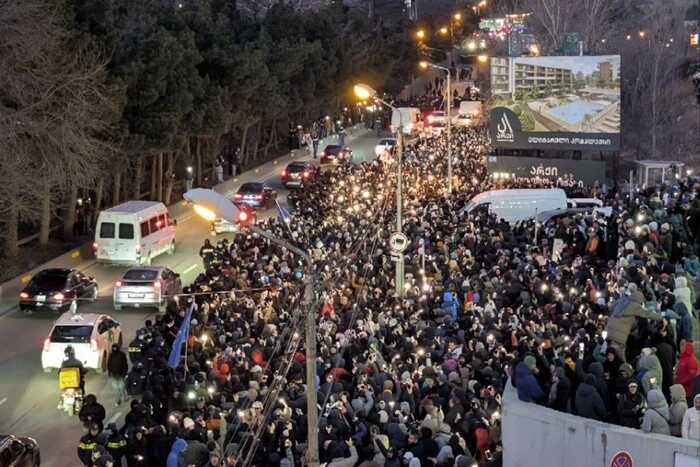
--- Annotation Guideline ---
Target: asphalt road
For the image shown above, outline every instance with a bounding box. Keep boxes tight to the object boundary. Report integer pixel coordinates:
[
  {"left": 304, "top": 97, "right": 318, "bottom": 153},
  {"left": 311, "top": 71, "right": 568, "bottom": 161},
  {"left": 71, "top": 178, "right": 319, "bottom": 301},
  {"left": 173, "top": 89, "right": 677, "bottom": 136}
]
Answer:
[{"left": 0, "top": 132, "right": 383, "bottom": 466}]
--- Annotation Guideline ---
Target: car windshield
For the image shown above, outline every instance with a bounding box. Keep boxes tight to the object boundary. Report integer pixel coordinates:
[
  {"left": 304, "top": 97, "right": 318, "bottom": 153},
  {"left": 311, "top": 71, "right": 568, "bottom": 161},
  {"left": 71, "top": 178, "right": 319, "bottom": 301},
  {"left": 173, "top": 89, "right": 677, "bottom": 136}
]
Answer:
[
  {"left": 123, "top": 269, "right": 159, "bottom": 281},
  {"left": 379, "top": 139, "right": 395, "bottom": 145},
  {"left": 50, "top": 325, "right": 93, "bottom": 343},
  {"left": 30, "top": 272, "right": 68, "bottom": 290},
  {"left": 287, "top": 164, "right": 306, "bottom": 173}
]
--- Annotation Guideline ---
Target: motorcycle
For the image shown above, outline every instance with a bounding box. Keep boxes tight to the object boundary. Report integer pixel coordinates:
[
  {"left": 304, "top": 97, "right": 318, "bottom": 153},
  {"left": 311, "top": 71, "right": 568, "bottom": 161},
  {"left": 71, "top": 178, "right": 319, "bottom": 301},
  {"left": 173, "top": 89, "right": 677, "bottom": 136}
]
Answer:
[
  {"left": 59, "top": 386, "right": 84, "bottom": 417},
  {"left": 58, "top": 367, "right": 86, "bottom": 417}
]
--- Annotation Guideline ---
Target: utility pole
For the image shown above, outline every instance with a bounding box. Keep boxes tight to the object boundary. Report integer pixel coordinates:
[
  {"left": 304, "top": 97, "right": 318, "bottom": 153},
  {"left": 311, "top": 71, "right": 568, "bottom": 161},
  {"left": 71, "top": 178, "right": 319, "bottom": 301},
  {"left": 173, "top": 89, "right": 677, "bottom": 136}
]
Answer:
[
  {"left": 395, "top": 116, "right": 405, "bottom": 298},
  {"left": 248, "top": 225, "right": 319, "bottom": 466},
  {"left": 446, "top": 69, "right": 452, "bottom": 193}
]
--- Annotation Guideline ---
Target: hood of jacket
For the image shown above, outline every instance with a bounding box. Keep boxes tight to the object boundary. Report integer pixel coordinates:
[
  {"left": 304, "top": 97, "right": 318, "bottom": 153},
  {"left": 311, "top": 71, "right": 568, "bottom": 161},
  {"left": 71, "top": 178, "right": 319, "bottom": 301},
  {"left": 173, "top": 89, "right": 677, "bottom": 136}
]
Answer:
[
  {"left": 638, "top": 354, "right": 662, "bottom": 374},
  {"left": 673, "top": 302, "right": 689, "bottom": 316},
  {"left": 577, "top": 382, "right": 597, "bottom": 398},
  {"left": 589, "top": 362, "right": 604, "bottom": 379},
  {"left": 437, "top": 445, "right": 454, "bottom": 463},
  {"left": 84, "top": 394, "right": 97, "bottom": 405},
  {"left": 619, "top": 363, "right": 634, "bottom": 377},
  {"left": 646, "top": 390, "right": 670, "bottom": 419},
  {"left": 670, "top": 384, "right": 686, "bottom": 403},
  {"left": 170, "top": 438, "right": 188, "bottom": 455},
  {"left": 680, "top": 341, "right": 695, "bottom": 357},
  {"left": 674, "top": 277, "right": 687, "bottom": 289}
]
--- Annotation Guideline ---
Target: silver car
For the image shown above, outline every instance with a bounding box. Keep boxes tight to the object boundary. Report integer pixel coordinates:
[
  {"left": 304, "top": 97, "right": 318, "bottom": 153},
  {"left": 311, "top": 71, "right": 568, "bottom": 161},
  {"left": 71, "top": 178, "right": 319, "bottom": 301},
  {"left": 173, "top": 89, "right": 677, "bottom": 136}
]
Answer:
[{"left": 113, "top": 266, "right": 182, "bottom": 312}]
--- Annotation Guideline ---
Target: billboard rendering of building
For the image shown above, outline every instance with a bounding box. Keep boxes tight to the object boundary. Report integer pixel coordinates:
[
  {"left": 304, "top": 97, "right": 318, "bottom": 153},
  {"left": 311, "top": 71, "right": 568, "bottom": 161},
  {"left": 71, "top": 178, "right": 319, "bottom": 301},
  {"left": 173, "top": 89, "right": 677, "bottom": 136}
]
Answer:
[{"left": 491, "top": 55, "right": 621, "bottom": 150}]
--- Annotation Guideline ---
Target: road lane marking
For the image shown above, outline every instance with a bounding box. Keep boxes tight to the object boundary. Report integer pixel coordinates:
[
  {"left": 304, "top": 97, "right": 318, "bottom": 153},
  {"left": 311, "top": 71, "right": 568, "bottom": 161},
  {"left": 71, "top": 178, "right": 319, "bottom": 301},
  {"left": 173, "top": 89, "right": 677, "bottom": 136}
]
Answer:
[
  {"left": 108, "top": 411, "right": 123, "bottom": 424},
  {"left": 183, "top": 264, "right": 197, "bottom": 274},
  {"left": 21, "top": 275, "right": 32, "bottom": 283},
  {"left": 71, "top": 251, "right": 80, "bottom": 258},
  {"left": 0, "top": 397, "right": 6, "bottom": 406}
]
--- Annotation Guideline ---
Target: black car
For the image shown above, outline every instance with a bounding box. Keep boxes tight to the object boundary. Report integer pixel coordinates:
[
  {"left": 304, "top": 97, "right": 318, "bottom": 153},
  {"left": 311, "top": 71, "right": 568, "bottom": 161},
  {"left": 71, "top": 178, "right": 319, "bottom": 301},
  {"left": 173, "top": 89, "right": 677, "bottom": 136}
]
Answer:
[
  {"left": 281, "top": 161, "right": 320, "bottom": 188},
  {"left": 0, "top": 435, "right": 40, "bottom": 467},
  {"left": 19, "top": 268, "right": 98, "bottom": 314},
  {"left": 232, "top": 182, "right": 277, "bottom": 209},
  {"left": 320, "top": 145, "right": 353, "bottom": 165}
]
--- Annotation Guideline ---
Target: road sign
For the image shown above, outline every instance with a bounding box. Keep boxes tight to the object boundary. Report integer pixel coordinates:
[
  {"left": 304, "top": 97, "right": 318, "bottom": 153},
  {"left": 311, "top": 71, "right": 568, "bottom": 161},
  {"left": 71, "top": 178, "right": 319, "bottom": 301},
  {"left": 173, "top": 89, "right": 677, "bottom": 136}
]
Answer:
[
  {"left": 389, "top": 232, "right": 409, "bottom": 252},
  {"left": 609, "top": 451, "right": 633, "bottom": 467},
  {"left": 390, "top": 252, "right": 403, "bottom": 262}
]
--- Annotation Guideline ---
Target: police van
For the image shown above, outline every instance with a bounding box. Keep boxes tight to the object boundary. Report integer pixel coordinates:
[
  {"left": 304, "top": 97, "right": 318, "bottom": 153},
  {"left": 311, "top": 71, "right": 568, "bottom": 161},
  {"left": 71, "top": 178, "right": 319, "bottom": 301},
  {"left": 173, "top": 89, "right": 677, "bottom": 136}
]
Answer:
[{"left": 94, "top": 201, "right": 177, "bottom": 265}]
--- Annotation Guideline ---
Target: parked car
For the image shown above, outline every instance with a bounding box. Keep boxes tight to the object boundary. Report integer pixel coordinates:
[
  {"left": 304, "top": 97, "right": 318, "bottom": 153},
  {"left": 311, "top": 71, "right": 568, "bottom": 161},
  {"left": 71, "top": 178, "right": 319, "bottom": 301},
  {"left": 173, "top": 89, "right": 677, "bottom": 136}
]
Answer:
[
  {"left": 232, "top": 182, "right": 278, "bottom": 209},
  {"left": 41, "top": 313, "right": 122, "bottom": 373},
  {"left": 453, "top": 114, "right": 479, "bottom": 127},
  {"left": 19, "top": 268, "right": 98, "bottom": 314},
  {"left": 281, "top": 161, "right": 319, "bottom": 188},
  {"left": 320, "top": 145, "right": 353, "bottom": 165},
  {"left": 0, "top": 434, "right": 40, "bottom": 467},
  {"left": 374, "top": 138, "right": 397, "bottom": 157},
  {"left": 113, "top": 266, "right": 182, "bottom": 312}
]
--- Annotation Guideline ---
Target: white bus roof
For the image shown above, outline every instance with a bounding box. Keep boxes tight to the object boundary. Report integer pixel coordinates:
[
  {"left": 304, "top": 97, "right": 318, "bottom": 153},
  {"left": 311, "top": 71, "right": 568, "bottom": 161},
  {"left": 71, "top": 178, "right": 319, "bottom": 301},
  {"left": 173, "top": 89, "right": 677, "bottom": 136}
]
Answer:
[{"left": 103, "top": 201, "right": 166, "bottom": 215}]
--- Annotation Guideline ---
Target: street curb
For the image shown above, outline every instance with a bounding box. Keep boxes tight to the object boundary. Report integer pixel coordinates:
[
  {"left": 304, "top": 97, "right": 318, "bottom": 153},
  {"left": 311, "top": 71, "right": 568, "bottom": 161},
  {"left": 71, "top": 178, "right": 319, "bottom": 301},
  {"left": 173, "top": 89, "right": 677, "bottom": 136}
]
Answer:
[{"left": 0, "top": 125, "right": 371, "bottom": 317}]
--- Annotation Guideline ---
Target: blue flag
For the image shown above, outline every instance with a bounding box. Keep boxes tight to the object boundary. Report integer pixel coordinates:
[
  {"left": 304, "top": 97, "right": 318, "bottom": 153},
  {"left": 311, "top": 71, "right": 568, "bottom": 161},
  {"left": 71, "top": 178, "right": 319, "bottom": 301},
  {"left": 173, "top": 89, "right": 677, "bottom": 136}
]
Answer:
[
  {"left": 275, "top": 199, "right": 293, "bottom": 223},
  {"left": 167, "top": 303, "right": 194, "bottom": 369}
]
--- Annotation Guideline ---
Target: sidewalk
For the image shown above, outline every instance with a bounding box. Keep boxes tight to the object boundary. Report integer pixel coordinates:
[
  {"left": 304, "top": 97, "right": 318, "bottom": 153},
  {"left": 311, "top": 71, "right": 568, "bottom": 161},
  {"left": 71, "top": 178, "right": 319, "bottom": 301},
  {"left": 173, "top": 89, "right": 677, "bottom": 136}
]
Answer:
[{"left": 0, "top": 125, "right": 370, "bottom": 316}]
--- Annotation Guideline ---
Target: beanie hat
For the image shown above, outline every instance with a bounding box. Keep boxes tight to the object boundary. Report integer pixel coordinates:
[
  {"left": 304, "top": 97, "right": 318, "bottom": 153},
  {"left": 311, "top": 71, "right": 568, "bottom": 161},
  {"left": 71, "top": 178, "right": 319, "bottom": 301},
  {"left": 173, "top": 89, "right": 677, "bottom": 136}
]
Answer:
[
  {"left": 400, "top": 401, "right": 411, "bottom": 414},
  {"left": 624, "top": 240, "right": 635, "bottom": 251},
  {"left": 523, "top": 355, "right": 537, "bottom": 369},
  {"left": 584, "top": 374, "right": 596, "bottom": 385}
]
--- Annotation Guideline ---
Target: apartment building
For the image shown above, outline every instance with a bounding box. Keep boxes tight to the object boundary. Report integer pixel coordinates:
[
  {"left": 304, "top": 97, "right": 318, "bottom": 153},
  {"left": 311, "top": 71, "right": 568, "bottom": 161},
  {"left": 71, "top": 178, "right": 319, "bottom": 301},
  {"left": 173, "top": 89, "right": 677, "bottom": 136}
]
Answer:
[{"left": 492, "top": 58, "right": 573, "bottom": 100}]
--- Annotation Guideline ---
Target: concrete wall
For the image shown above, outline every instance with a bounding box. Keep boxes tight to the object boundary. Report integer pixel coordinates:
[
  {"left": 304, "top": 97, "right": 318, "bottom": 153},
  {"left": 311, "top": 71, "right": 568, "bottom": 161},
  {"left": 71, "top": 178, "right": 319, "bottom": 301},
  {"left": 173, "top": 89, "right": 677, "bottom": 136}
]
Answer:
[{"left": 502, "top": 379, "right": 700, "bottom": 467}]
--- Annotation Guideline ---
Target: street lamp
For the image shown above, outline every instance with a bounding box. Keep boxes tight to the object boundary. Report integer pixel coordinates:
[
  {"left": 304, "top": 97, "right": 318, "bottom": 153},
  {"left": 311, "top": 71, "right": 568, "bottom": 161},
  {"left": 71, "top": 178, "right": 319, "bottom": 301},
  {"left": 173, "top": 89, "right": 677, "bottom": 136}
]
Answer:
[
  {"left": 182, "top": 188, "right": 320, "bottom": 467},
  {"left": 416, "top": 29, "right": 426, "bottom": 40},
  {"left": 477, "top": 54, "right": 489, "bottom": 63},
  {"left": 353, "top": 83, "right": 405, "bottom": 298},
  {"left": 420, "top": 62, "right": 453, "bottom": 194}
]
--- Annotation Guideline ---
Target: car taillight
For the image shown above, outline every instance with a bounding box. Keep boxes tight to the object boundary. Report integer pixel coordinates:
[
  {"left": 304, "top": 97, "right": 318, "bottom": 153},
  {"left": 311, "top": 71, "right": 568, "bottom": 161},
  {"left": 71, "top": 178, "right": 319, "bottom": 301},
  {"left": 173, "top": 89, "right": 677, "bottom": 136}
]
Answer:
[
  {"left": 66, "top": 388, "right": 75, "bottom": 394},
  {"left": 43, "top": 338, "right": 50, "bottom": 352},
  {"left": 90, "top": 339, "right": 98, "bottom": 352},
  {"left": 281, "top": 170, "right": 287, "bottom": 176},
  {"left": 92, "top": 242, "right": 98, "bottom": 250},
  {"left": 320, "top": 151, "right": 326, "bottom": 157},
  {"left": 338, "top": 152, "right": 344, "bottom": 158},
  {"left": 153, "top": 280, "right": 161, "bottom": 288},
  {"left": 239, "top": 211, "right": 248, "bottom": 222},
  {"left": 255, "top": 194, "right": 263, "bottom": 200},
  {"left": 19, "top": 292, "right": 29, "bottom": 299},
  {"left": 53, "top": 293, "right": 65, "bottom": 302},
  {"left": 303, "top": 171, "right": 309, "bottom": 178},
  {"left": 234, "top": 193, "right": 242, "bottom": 199},
  {"left": 135, "top": 244, "right": 141, "bottom": 254},
  {"left": 115, "top": 281, "right": 122, "bottom": 287}
]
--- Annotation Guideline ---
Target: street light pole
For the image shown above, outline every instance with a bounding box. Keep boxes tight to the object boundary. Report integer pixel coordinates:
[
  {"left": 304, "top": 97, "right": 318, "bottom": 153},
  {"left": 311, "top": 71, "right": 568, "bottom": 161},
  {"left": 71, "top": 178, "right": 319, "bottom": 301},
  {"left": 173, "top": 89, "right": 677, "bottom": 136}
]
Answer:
[
  {"left": 353, "top": 84, "right": 405, "bottom": 297},
  {"left": 249, "top": 225, "right": 319, "bottom": 467}
]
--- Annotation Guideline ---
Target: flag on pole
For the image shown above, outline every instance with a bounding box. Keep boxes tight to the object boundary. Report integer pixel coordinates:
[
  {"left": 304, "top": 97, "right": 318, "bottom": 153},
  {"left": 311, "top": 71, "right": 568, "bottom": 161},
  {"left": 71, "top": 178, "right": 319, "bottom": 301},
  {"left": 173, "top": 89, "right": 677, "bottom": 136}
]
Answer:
[
  {"left": 275, "top": 198, "right": 293, "bottom": 224},
  {"left": 167, "top": 303, "right": 194, "bottom": 369}
]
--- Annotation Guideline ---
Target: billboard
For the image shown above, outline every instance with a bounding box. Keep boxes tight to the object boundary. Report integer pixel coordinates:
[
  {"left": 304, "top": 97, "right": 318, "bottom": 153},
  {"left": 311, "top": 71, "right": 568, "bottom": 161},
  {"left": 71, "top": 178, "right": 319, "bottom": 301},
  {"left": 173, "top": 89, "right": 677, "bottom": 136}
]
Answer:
[
  {"left": 487, "top": 155, "right": 606, "bottom": 188},
  {"left": 490, "top": 55, "right": 621, "bottom": 151}
]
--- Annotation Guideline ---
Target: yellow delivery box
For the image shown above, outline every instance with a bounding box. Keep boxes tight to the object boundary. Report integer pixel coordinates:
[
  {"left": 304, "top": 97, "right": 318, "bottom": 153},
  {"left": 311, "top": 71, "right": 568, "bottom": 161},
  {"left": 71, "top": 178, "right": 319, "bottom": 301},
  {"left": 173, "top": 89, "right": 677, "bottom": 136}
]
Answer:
[{"left": 59, "top": 367, "right": 80, "bottom": 389}]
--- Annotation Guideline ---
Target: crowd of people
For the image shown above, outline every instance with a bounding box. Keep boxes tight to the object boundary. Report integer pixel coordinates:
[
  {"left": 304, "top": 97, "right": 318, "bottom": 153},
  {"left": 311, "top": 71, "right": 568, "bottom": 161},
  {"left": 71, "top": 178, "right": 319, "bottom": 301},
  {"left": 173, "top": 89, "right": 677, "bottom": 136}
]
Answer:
[{"left": 74, "top": 124, "right": 700, "bottom": 467}]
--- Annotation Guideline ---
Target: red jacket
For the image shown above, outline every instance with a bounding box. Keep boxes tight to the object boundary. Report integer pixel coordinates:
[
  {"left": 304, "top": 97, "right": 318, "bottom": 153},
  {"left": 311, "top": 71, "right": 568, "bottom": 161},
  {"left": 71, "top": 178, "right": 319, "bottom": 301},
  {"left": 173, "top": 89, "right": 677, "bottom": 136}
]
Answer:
[{"left": 675, "top": 342, "right": 699, "bottom": 395}]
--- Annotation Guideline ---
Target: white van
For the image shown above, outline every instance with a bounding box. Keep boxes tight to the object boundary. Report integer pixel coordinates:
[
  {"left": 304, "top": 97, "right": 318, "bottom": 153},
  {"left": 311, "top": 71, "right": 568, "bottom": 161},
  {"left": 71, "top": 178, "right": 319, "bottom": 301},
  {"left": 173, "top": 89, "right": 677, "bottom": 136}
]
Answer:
[
  {"left": 462, "top": 188, "right": 567, "bottom": 223},
  {"left": 391, "top": 108, "right": 423, "bottom": 136},
  {"left": 94, "top": 201, "right": 176, "bottom": 265}
]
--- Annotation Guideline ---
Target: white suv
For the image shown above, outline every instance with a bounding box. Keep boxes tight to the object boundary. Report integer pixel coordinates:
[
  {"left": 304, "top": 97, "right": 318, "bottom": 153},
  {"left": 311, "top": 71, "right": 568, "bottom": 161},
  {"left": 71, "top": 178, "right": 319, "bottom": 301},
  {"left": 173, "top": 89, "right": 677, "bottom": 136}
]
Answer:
[{"left": 42, "top": 313, "right": 122, "bottom": 373}]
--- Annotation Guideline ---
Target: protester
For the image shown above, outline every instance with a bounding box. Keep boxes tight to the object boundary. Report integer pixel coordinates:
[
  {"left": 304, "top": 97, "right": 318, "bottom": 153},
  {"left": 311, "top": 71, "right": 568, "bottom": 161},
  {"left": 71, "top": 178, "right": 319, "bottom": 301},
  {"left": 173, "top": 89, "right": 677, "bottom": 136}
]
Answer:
[
  {"left": 641, "top": 389, "right": 671, "bottom": 435},
  {"left": 681, "top": 394, "right": 700, "bottom": 440}
]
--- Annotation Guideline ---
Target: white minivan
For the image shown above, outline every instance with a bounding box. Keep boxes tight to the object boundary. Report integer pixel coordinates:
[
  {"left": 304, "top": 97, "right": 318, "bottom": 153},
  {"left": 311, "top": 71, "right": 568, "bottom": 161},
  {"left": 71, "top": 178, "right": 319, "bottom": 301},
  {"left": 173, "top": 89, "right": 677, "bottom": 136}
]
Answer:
[
  {"left": 462, "top": 188, "right": 568, "bottom": 223},
  {"left": 94, "top": 201, "right": 176, "bottom": 265}
]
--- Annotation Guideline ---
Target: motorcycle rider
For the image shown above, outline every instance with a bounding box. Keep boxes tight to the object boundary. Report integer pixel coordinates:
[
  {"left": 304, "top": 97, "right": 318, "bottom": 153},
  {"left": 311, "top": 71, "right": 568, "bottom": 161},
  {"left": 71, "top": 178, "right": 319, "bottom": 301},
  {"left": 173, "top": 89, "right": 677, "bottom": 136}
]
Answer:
[{"left": 59, "top": 345, "right": 86, "bottom": 409}]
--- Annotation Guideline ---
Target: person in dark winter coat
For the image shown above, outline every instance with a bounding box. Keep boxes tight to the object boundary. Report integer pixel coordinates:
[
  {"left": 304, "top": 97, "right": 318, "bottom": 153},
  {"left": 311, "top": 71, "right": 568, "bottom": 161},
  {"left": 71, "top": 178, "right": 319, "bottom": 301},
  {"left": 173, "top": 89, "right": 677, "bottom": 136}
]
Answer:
[
  {"left": 107, "top": 343, "right": 129, "bottom": 406},
  {"left": 650, "top": 330, "right": 676, "bottom": 402},
  {"left": 79, "top": 394, "right": 106, "bottom": 430},
  {"left": 78, "top": 423, "right": 101, "bottom": 467},
  {"left": 125, "top": 429, "right": 149, "bottom": 467},
  {"left": 616, "top": 380, "right": 645, "bottom": 428},
  {"left": 576, "top": 374, "right": 607, "bottom": 422},
  {"left": 515, "top": 356, "right": 545, "bottom": 403},
  {"left": 587, "top": 362, "right": 611, "bottom": 413}
]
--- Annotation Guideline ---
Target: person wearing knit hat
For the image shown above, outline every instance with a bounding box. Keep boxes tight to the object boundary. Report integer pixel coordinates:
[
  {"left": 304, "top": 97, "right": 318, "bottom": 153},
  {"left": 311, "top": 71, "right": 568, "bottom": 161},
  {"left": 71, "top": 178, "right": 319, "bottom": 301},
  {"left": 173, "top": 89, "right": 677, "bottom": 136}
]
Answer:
[{"left": 515, "top": 355, "right": 545, "bottom": 403}]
